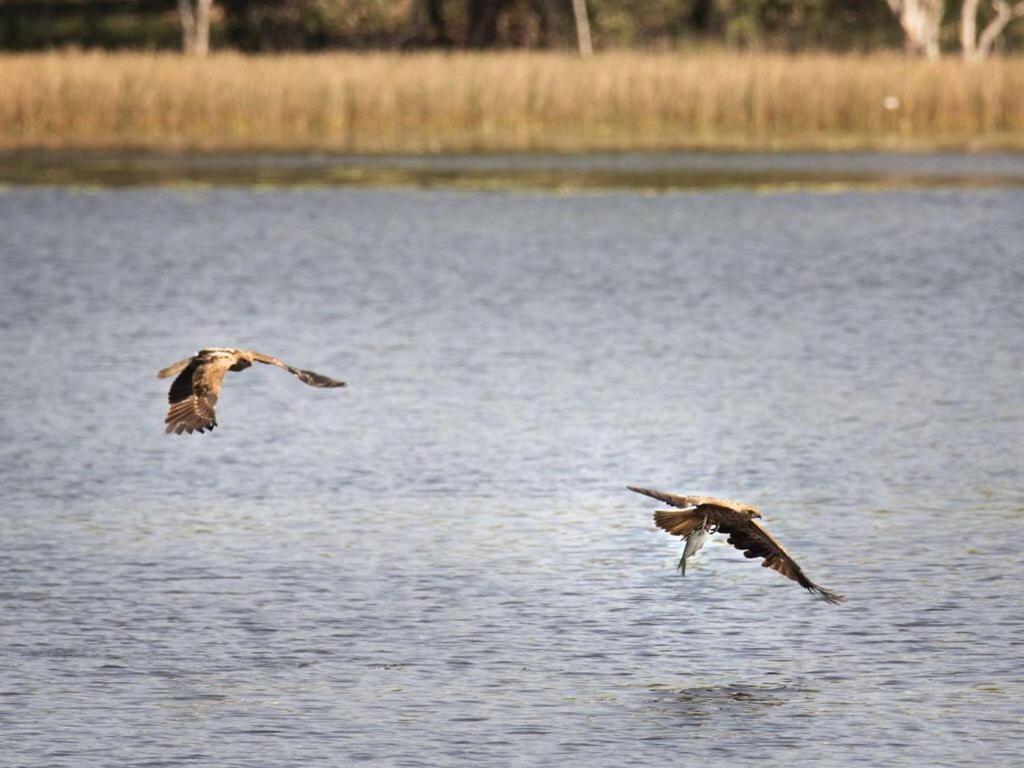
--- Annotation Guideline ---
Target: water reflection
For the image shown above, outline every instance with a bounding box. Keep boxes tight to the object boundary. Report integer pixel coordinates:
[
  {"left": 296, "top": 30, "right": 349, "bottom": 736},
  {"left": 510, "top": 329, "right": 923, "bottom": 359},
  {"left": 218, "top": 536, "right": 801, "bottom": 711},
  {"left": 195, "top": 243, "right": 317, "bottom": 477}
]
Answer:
[{"left": 648, "top": 682, "right": 793, "bottom": 720}]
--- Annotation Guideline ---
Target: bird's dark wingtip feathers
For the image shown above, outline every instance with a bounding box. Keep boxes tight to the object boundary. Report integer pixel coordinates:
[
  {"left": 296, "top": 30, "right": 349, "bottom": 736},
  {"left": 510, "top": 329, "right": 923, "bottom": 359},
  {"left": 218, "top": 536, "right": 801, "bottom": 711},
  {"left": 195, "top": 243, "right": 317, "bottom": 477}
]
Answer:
[
  {"left": 296, "top": 369, "right": 347, "bottom": 388},
  {"left": 810, "top": 585, "right": 845, "bottom": 605},
  {"left": 164, "top": 418, "right": 216, "bottom": 435}
]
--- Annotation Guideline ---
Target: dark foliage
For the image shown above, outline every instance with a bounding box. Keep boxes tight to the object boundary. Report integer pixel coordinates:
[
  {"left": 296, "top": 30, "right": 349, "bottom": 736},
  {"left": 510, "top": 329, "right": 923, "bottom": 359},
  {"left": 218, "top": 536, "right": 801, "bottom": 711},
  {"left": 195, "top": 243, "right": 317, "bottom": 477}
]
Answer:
[{"left": 0, "top": 0, "right": 1019, "bottom": 52}]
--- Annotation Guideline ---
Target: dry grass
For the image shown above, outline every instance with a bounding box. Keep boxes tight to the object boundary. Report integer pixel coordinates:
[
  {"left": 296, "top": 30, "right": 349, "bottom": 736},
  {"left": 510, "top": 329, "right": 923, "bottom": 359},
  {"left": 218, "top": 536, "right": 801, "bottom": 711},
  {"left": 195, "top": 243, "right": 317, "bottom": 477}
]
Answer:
[{"left": 2, "top": 49, "right": 1023, "bottom": 152}]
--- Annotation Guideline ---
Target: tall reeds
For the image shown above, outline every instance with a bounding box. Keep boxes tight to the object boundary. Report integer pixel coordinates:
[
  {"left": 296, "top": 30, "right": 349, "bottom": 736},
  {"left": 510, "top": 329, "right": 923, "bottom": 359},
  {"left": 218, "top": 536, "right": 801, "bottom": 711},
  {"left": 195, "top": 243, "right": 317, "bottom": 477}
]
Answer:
[{"left": 1, "top": 49, "right": 1022, "bottom": 151}]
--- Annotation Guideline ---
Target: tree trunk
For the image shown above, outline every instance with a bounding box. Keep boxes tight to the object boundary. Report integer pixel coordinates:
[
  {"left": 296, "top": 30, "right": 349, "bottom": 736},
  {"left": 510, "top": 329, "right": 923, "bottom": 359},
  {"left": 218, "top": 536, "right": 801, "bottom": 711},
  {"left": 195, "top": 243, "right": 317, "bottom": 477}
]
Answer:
[
  {"left": 884, "top": 0, "right": 943, "bottom": 58},
  {"left": 962, "top": 0, "right": 980, "bottom": 57},
  {"left": 195, "top": 0, "right": 211, "bottom": 56},
  {"left": 177, "top": 0, "right": 196, "bottom": 54},
  {"left": 405, "top": 0, "right": 451, "bottom": 47},
  {"left": 178, "top": 0, "right": 212, "bottom": 56},
  {"left": 571, "top": 0, "right": 593, "bottom": 56},
  {"left": 468, "top": 0, "right": 506, "bottom": 47},
  {"left": 963, "top": 0, "right": 1024, "bottom": 60}
]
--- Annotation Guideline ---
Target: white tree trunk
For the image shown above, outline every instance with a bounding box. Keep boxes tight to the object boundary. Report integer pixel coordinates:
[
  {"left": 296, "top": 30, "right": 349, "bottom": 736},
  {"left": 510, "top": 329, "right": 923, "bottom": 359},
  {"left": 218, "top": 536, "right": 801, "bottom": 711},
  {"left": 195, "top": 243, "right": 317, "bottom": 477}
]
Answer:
[
  {"left": 885, "top": 0, "right": 944, "bottom": 58},
  {"left": 963, "top": 0, "right": 1024, "bottom": 60},
  {"left": 195, "top": 0, "right": 212, "bottom": 57},
  {"left": 177, "top": 0, "right": 196, "bottom": 54},
  {"left": 962, "top": 0, "right": 980, "bottom": 56},
  {"left": 178, "top": 0, "right": 212, "bottom": 56},
  {"left": 571, "top": 0, "right": 593, "bottom": 57}
]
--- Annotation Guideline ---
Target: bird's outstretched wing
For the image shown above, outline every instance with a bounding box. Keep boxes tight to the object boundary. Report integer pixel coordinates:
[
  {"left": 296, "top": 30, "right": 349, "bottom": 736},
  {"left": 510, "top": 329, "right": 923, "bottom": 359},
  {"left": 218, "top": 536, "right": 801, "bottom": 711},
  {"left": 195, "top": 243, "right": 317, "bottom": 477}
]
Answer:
[
  {"left": 163, "top": 355, "right": 233, "bottom": 434},
  {"left": 717, "top": 517, "right": 845, "bottom": 604},
  {"left": 628, "top": 485, "right": 699, "bottom": 509},
  {"left": 627, "top": 486, "right": 738, "bottom": 512},
  {"left": 249, "top": 351, "right": 346, "bottom": 388}
]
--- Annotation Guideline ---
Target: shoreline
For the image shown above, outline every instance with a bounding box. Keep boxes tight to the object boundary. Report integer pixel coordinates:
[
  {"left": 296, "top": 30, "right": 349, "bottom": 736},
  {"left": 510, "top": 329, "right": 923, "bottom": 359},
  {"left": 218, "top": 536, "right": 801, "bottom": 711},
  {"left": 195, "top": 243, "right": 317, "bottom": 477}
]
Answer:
[{"left": 3, "top": 147, "right": 1023, "bottom": 190}]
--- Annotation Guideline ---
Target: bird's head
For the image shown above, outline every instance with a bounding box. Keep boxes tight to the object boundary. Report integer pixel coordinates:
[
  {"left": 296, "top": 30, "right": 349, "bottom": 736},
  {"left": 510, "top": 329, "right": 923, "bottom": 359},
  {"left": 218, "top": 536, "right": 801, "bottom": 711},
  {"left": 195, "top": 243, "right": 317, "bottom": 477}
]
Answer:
[{"left": 743, "top": 505, "right": 762, "bottom": 520}]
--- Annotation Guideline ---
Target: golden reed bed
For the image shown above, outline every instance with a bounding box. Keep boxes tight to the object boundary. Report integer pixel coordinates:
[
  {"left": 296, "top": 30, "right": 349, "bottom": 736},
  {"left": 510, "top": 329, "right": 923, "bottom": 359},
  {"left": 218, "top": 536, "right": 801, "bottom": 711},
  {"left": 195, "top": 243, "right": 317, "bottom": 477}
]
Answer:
[{"left": 2, "top": 50, "right": 1023, "bottom": 152}]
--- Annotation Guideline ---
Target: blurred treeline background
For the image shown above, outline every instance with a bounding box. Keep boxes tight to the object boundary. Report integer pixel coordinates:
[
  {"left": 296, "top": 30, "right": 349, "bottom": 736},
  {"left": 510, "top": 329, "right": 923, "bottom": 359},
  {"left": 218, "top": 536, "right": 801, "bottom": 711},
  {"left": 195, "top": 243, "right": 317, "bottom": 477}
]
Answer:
[{"left": 2, "top": 0, "right": 1022, "bottom": 57}]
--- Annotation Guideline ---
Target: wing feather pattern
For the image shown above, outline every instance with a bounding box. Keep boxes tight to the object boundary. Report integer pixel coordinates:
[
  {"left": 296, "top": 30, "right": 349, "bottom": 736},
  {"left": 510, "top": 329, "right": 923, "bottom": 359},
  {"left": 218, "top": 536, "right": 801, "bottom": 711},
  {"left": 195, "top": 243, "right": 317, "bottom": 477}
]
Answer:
[
  {"left": 716, "top": 518, "right": 845, "bottom": 604},
  {"left": 163, "top": 356, "right": 230, "bottom": 434}
]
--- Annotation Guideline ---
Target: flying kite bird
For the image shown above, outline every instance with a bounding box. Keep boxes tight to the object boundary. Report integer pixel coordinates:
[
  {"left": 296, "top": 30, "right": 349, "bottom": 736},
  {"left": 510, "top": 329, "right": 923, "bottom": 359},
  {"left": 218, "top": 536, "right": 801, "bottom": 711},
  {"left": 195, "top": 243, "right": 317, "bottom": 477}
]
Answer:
[
  {"left": 628, "top": 486, "right": 844, "bottom": 604},
  {"left": 158, "top": 348, "right": 345, "bottom": 434}
]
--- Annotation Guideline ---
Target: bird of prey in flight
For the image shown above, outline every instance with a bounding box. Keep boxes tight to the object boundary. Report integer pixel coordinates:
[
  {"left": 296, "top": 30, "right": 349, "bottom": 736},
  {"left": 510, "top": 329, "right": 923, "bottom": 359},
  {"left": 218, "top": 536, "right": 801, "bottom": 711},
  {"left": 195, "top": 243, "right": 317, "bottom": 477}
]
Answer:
[
  {"left": 158, "top": 348, "right": 345, "bottom": 434},
  {"left": 629, "top": 486, "right": 844, "bottom": 604}
]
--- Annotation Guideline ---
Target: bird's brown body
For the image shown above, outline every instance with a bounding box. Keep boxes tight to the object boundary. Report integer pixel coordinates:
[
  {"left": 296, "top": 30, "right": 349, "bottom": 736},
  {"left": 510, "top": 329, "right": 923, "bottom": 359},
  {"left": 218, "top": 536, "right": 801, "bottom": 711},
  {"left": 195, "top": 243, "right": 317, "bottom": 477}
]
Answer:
[
  {"left": 157, "top": 347, "right": 345, "bottom": 434},
  {"left": 629, "top": 486, "right": 844, "bottom": 604}
]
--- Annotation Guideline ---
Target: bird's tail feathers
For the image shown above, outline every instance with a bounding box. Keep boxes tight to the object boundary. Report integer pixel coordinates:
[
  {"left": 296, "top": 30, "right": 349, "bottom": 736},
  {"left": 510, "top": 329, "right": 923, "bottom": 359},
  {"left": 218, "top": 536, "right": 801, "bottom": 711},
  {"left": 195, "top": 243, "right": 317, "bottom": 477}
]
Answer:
[
  {"left": 653, "top": 509, "right": 703, "bottom": 538},
  {"left": 157, "top": 357, "right": 193, "bottom": 379}
]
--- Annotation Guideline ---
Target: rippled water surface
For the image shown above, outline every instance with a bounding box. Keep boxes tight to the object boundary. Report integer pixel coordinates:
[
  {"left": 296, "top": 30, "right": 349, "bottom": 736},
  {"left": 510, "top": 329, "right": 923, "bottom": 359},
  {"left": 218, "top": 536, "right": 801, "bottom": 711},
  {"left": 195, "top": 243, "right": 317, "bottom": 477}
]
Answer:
[{"left": 1, "top": 180, "right": 1022, "bottom": 766}]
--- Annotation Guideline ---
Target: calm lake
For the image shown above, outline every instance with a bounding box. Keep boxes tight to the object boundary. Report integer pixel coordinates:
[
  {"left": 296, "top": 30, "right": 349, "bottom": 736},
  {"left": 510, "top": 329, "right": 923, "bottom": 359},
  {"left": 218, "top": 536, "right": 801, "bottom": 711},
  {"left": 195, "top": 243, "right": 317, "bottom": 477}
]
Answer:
[{"left": 1, "top": 154, "right": 1022, "bottom": 766}]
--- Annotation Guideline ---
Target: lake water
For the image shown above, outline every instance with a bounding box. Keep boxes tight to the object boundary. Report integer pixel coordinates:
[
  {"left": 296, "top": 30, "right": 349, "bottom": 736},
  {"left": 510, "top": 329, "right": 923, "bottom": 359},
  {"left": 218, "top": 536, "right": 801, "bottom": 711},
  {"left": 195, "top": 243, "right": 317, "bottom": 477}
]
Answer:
[{"left": 1, "top": 165, "right": 1022, "bottom": 766}]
